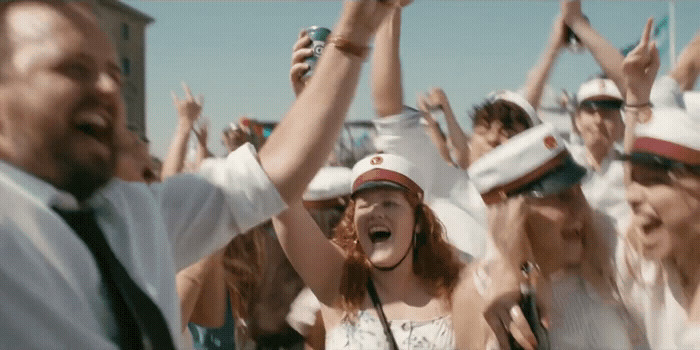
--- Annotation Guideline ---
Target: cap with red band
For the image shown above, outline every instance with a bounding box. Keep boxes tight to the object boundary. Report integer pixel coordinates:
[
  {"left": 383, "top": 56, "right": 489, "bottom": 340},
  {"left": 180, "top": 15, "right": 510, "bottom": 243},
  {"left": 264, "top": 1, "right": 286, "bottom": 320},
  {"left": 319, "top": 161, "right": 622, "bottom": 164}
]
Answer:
[
  {"left": 631, "top": 107, "right": 700, "bottom": 166},
  {"left": 468, "top": 123, "right": 586, "bottom": 205},
  {"left": 351, "top": 153, "right": 425, "bottom": 199}
]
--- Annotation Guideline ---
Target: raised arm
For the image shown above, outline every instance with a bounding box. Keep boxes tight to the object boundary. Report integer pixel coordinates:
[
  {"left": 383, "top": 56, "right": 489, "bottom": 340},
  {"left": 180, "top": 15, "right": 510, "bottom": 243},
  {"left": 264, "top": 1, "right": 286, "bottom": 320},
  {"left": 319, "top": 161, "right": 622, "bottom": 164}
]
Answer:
[
  {"left": 258, "top": 0, "right": 396, "bottom": 205},
  {"left": 161, "top": 82, "right": 203, "bottom": 180},
  {"left": 670, "top": 28, "right": 700, "bottom": 91},
  {"left": 622, "top": 18, "right": 659, "bottom": 152},
  {"left": 272, "top": 201, "right": 346, "bottom": 305},
  {"left": 419, "top": 88, "right": 470, "bottom": 169},
  {"left": 193, "top": 120, "right": 213, "bottom": 168},
  {"left": 562, "top": 0, "right": 626, "bottom": 96},
  {"left": 453, "top": 197, "right": 545, "bottom": 350},
  {"left": 417, "top": 94, "right": 456, "bottom": 167},
  {"left": 370, "top": 3, "right": 405, "bottom": 117},
  {"left": 523, "top": 15, "right": 566, "bottom": 110}
]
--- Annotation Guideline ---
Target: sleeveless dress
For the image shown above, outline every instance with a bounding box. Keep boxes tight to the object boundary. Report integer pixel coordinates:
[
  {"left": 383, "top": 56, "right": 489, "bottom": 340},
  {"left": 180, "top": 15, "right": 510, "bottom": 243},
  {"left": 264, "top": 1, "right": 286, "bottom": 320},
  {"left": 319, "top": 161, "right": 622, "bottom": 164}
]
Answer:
[{"left": 325, "top": 310, "right": 455, "bottom": 350}]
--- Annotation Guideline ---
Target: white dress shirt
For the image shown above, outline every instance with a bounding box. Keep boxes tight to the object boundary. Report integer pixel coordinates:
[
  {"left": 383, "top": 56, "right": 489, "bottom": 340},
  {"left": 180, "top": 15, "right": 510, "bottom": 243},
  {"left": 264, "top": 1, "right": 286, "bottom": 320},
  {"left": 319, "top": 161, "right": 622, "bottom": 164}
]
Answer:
[
  {"left": 0, "top": 143, "right": 286, "bottom": 349},
  {"left": 568, "top": 142, "right": 631, "bottom": 249}
]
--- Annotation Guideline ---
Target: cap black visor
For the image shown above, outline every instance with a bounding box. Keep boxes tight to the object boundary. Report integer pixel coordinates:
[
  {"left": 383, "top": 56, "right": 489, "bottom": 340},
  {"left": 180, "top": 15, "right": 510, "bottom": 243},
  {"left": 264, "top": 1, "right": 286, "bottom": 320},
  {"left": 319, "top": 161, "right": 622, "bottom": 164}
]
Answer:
[
  {"left": 579, "top": 99, "right": 623, "bottom": 110},
  {"left": 511, "top": 156, "right": 587, "bottom": 198},
  {"left": 353, "top": 181, "right": 408, "bottom": 196}
]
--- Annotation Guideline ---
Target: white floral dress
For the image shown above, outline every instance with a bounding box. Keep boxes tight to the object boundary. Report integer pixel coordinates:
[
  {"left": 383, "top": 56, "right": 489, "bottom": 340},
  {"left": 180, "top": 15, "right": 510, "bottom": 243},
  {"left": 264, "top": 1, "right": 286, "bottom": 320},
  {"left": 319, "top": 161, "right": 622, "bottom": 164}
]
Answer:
[{"left": 325, "top": 310, "right": 455, "bottom": 350}]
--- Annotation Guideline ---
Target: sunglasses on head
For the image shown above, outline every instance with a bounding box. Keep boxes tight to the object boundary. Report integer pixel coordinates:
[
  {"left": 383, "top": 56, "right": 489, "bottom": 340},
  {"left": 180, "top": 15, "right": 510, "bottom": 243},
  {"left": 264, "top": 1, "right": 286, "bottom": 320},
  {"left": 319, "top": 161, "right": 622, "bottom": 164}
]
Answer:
[{"left": 579, "top": 99, "right": 623, "bottom": 110}]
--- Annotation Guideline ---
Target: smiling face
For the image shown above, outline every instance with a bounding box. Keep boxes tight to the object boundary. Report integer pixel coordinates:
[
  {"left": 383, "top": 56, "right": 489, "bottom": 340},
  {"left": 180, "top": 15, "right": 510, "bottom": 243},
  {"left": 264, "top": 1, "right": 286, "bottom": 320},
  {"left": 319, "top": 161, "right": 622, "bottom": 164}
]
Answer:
[
  {"left": 525, "top": 185, "right": 589, "bottom": 275},
  {"left": 353, "top": 188, "right": 416, "bottom": 269},
  {"left": 0, "top": 2, "right": 125, "bottom": 200},
  {"left": 626, "top": 163, "right": 700, "bottom": 260},
  {"left": 574, "top": 97, "right": 624, "bottom": 154}
]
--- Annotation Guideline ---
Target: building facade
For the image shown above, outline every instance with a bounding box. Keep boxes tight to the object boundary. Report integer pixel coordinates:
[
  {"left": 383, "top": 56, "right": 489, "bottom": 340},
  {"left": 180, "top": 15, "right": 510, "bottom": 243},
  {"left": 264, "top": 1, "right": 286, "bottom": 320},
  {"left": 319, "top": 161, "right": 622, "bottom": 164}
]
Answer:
[{"left": 89, "top": 0, "right": 153, "bottom": 140}]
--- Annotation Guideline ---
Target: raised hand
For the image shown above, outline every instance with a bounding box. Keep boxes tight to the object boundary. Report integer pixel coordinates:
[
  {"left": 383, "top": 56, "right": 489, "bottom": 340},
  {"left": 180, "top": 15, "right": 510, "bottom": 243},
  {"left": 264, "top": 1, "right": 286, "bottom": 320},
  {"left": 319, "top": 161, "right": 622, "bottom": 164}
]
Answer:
[
  {"left": 550, "top": 15, "right": 568, "bottom": 49},
  {"left": 193, "top": 117, "right": 209, "bottom": 145},
  {"left": 334, "top": 0, "right": 400, "bottom": 45},
  {"left": 622, "top": 18, "right": 660, "bottom": 106},
  {"left": 560, "top": 0, "right": 584, "bottom": 27},
  {"left": 172, "top": 82, "right": 203, "bottom": 125},
  {"left": 290, "top": 30, "right": 313, "bottom": 97}
]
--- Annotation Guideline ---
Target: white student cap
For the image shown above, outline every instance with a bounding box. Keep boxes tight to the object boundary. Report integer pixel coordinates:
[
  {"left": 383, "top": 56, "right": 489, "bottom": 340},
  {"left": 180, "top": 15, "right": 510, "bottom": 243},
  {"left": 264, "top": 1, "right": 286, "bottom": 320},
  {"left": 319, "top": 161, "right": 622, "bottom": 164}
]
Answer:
[
  {"left": 351, "top": 153, "right": 425, "bottom": 200},
  {"left": 302, "top": 166, "right": 352, "bottom": 209},
  {"left": 488, "top": 90, "right": 541, "bottom": 127},
  {"left": 468, "top": 123, "right": 586, "bottom": 205},
  {"left": 626, "top": 107, "right": 700, "bottom": 167},
  {"left": 576, "top": 78, "right": 623, "bottom": 103}
]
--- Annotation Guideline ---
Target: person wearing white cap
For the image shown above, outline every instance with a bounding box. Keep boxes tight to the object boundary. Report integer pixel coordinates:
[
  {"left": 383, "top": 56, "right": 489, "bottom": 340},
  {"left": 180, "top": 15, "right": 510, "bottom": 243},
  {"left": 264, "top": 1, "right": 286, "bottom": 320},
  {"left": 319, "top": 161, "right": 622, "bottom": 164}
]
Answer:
[
  {"left": 454, "top": 123, "right": 639, "bottom": 350},
  {"left": 543, "top": 0, "right": 636, "bottom": 242},
  {"left": 272, "top": 152, "right": 467, "bottom": 349},
  {"left": 616, "top": 19, "right": 700, "bottom": 349},
  {"left": 567, "top": 75, "right": 633, "bottom": 243}
]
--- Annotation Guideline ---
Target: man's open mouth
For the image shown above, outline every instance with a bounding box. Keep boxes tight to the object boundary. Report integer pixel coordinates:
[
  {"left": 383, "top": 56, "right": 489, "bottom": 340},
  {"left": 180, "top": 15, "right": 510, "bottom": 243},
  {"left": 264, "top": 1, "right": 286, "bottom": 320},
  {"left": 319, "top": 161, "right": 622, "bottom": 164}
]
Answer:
[{"left": 75, "top": 112, "right": 111, "bottom": 141}]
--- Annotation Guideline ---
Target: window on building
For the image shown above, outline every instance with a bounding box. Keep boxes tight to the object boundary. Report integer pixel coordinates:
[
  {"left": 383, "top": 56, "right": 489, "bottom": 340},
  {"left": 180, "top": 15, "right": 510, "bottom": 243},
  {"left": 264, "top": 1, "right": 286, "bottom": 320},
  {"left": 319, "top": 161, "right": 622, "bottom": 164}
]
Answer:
[
  {"left": 121, "top": 23, "right": 129, "bottom": 40},
  {"left": 122, "top": 57, "right": 131, "bottom": 76}
]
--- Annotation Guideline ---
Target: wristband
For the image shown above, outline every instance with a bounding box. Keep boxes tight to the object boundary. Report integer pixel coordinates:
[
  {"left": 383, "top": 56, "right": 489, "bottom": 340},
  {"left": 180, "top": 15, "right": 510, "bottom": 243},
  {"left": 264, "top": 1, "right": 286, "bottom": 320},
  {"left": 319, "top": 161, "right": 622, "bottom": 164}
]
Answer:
[
  {"left": 328, "top": 35, "right": 370, "bottom": 59},
  {"left": 624, "top": 101, "right": 653, "bottom": 109}
]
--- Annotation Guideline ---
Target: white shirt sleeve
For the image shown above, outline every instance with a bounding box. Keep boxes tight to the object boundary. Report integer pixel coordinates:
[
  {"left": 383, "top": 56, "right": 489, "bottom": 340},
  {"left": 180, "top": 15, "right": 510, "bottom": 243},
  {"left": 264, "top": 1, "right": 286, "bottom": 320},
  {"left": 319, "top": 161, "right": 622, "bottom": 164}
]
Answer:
[
  {"left": 155, "top": 143, "right": 287, "bottom": 271},
  {"left": 649, "top": 75, "right": 685, "bottom": 109}
]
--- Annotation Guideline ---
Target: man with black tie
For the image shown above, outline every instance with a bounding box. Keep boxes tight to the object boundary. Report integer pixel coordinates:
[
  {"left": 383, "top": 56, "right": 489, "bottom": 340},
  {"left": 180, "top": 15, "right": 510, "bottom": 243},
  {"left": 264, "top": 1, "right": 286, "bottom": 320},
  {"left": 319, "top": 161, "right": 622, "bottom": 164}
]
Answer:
[{"left": 0, "top": 0, "right": 395, "bottom": 348}]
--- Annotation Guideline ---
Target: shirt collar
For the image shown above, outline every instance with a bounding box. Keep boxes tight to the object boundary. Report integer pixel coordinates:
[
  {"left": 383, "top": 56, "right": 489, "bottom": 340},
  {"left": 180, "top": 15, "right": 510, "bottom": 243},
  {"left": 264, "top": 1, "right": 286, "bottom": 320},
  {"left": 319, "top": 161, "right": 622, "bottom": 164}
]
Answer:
[{"left": 0, "top": 160, "right": 109, "bottom": 210}]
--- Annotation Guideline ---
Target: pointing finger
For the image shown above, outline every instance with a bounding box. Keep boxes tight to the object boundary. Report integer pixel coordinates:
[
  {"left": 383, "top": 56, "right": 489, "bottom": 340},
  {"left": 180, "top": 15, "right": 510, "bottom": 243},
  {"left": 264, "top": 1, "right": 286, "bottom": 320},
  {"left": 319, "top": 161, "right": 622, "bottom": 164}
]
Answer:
[
  {"left": 182, "top": 81, "right": 194, "bottom": 100},
  {"left": 640, "top": 17, "right": 654, "bottom": 46}
]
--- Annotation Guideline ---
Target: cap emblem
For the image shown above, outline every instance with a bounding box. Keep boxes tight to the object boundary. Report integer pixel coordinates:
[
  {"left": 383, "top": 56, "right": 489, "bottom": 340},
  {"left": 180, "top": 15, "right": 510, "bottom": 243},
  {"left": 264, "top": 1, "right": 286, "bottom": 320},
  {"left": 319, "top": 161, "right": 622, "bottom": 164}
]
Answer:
[
  {"left": 370, "top": 156, "right": 383, "bottom": 165},
  {"left": 543, "top": 135, "right": 558, "bottom": 150}
]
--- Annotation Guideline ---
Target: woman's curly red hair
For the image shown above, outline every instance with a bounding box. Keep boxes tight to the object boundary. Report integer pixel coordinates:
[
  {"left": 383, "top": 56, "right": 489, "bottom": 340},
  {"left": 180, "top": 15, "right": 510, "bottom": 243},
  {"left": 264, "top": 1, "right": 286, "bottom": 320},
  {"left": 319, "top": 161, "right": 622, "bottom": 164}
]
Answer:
[{"left": 331, "top": 190, "right": 464, "bottom": 313}]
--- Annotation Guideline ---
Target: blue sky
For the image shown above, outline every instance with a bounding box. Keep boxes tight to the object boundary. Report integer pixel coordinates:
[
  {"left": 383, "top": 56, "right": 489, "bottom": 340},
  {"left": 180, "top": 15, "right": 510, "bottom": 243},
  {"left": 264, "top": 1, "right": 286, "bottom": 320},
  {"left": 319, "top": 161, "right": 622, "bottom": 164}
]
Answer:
[{"left": 123, "top": 1, "right": 700, "bottom": 158}]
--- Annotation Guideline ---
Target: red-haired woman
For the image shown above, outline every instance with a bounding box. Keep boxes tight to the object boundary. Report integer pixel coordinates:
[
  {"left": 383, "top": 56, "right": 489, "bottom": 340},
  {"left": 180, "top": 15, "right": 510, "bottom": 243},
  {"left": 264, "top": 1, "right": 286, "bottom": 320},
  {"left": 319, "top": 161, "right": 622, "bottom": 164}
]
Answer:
[{"left": 272, "top": 153, "right": 464, "bottom": 349}]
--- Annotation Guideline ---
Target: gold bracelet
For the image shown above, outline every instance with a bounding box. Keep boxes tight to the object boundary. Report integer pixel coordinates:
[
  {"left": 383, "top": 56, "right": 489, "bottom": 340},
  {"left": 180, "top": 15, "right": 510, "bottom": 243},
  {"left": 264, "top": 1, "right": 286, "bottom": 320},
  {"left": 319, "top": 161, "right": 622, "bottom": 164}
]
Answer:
[{"left": 328, "top": 35, "right": 370, "bottom": 59}]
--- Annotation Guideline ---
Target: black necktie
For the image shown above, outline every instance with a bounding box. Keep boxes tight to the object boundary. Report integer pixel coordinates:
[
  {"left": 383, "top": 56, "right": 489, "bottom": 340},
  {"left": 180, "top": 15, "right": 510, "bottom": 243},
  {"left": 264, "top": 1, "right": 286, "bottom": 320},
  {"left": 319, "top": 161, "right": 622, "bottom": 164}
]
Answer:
[{"left": 53, "top": 208, "right": 175, "bottom": 350}]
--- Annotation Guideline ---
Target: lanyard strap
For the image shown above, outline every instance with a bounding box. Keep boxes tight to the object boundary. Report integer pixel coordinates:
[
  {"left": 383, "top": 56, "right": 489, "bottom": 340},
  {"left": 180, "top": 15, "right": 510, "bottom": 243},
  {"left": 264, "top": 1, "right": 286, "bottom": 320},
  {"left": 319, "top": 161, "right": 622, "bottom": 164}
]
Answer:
[{"left": 366, "top": 278, "right": 400, "bottom": 350}]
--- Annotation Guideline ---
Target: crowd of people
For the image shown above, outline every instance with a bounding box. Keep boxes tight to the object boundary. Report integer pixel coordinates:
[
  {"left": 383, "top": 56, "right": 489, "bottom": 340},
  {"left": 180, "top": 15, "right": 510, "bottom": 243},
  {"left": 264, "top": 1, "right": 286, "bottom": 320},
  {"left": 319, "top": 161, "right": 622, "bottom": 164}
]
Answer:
[{"left": 0, "top": 0, "right": 699, "bottom": 349}]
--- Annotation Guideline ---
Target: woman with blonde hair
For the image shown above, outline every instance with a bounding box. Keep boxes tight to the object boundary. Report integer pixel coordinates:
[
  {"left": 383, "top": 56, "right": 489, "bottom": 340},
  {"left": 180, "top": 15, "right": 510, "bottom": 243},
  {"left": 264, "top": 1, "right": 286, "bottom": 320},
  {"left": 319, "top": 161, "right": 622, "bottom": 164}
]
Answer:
[{"left": 454, "top": 123, "right": 640, "bottom": 349}]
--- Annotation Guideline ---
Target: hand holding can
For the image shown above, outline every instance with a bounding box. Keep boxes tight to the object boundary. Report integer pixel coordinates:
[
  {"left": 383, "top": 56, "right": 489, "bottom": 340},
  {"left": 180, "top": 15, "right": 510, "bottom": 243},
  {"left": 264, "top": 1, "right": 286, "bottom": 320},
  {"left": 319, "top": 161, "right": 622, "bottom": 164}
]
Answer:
[{"left": 303, "top": 26, "right": 332, "bottom": 80}]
